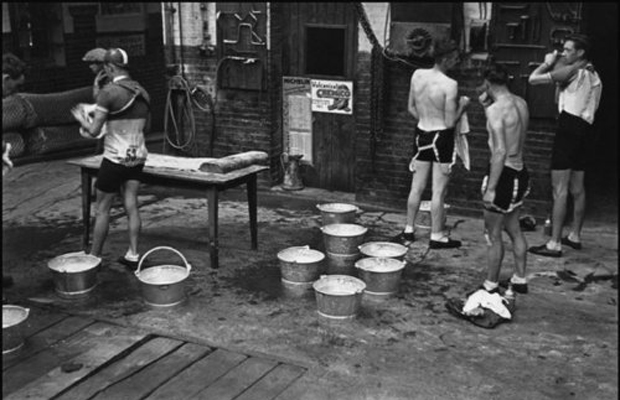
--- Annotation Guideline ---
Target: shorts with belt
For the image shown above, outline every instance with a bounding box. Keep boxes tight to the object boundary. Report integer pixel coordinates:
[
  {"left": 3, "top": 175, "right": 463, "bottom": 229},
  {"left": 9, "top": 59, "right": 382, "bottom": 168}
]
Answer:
[
  {"left": 551, "top": 111, "right": 592, "bottom": 171},
  {"left": 481, "top": 165, "right": 530, "bottom": 214},
  {"left": 413, "top": 126, "right": 455, "bottom": 163}
]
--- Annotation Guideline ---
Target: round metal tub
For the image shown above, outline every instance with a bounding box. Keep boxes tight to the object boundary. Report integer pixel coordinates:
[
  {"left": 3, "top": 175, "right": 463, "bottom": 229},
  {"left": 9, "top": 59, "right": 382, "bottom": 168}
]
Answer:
[
  {"left": 316, "top": 203, "right": 360, "bottom": 226},
  {"left": 47, "top": 252, "right": 101, "bottom": 299},
  {"left": 313, "top": 275, "right": 366, "bottom": 320},
  {"left": 3, "top": 305, "right": 30, "bottom": 355},
  {"left": 355, "top": 257, "right": 406, "bottom": 297}
]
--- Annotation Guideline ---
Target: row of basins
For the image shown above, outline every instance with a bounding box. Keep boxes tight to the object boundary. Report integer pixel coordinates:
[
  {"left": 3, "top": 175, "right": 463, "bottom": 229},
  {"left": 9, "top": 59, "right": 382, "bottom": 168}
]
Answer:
[
  {"left": 278, "top": 203, "right": 409, "bottom": 321},
  {"left": 3, "top": 203, "right": 409, "bottom": 354}
]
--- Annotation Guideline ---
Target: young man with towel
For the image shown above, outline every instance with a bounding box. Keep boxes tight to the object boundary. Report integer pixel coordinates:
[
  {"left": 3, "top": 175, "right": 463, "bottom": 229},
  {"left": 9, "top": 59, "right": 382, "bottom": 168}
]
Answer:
[
  {"left": 478, "top": 63, "right": 530, "bottom": 294},
  {"left": 527, "top": 34, "right": 602, "bottom": 258},
  {"left": 393, "top": 38, "right": 470, "bottom": 249},
  {"left": 72, "top": 48, "right": 151, "bottom": 269}
]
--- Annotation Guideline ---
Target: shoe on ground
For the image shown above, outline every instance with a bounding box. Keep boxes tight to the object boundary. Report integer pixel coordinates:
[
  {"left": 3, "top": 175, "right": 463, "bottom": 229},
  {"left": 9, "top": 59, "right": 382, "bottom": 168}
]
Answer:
[
  {"left": 528, "top": 244, "right": 562, "bottom": 258},
  {"left": 499, "top": 280, "right": 528, "bottom": 294},
  {"left": 561, "top": 236, "right": 582, "bottom": 250},
  {"left": 117, "top": 256, "right": 139, "bottom": 270},
  {"left": 429, "top": 238, "right": 461, "bottom": 249},
  {"left": 392, "top": 231, "right": 415, "bottom": 245}
]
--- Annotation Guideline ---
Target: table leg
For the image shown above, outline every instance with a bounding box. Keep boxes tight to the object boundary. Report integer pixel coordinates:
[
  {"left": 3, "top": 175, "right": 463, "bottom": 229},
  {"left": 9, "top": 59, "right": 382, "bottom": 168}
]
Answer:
[
  {"left": 207, "top": 187, "right": 219, "bottom": 269},
  {"left": 247, "top": 174, "right": 258, "bottom": 250},
  {"left": 81, "top": 169, "right": 92, "bottom": 251}
]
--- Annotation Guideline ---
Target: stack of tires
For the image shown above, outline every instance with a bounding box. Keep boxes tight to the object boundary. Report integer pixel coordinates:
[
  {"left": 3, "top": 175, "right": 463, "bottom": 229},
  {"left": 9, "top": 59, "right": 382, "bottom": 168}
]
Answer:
[{"left": 2, "top": 86, "right": 95, "bottom": 159}]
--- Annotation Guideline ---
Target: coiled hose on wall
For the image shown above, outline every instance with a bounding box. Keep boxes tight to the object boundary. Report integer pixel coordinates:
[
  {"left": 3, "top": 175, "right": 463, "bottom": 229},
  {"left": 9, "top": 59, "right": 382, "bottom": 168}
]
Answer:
[{"left": 163, "top": 74, "right": 216, "bottom": 155}]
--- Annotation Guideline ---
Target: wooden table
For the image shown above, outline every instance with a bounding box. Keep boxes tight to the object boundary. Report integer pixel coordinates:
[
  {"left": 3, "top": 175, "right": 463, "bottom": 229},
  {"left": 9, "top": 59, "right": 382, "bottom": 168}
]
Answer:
[{"left": 67, "top": 155, "right": 269, "bottom": 269}]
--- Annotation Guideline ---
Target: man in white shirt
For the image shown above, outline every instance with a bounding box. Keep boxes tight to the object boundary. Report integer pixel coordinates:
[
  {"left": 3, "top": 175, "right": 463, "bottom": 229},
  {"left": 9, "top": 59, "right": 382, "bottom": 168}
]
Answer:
[{"left": 527, "top": 34, "right": 602, "bottom": 257}]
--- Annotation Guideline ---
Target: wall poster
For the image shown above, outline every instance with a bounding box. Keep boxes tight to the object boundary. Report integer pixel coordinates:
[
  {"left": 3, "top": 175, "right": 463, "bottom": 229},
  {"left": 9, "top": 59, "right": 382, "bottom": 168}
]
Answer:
[
  {"left": 311, "top": 79, "right": 353, "bottom": 115},
  {"left": 282, "top": 76, "right": 313, "bottom": 164}
]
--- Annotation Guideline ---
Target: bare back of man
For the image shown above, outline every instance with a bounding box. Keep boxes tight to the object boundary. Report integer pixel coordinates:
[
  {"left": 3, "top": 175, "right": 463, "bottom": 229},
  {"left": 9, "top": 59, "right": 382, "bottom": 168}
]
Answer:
[
  {"left": 486, "top": 94, "right": 528, "bottom": 171},
  {"left": 410, "top": 68, "right": 458, "bottom": 131}
]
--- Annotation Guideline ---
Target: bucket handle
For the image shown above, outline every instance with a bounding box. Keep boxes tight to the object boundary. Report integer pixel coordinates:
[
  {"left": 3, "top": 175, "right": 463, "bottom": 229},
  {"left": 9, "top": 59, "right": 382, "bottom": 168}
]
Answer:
[{"left": 135, "top": 246, "right": 192, "bottom": 277}]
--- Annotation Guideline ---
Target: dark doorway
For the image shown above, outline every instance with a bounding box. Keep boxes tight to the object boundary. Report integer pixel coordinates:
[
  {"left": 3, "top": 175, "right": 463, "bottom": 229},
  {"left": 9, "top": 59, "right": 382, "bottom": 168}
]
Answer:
[{"left": 583, "top": 3, "right": 618, "bottom": 198}]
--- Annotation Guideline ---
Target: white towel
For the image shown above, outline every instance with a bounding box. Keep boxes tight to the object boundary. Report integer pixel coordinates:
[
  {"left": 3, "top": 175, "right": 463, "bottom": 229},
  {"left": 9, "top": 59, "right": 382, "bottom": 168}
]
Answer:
[
  {"left": 454, "top": 113, "right": 471, "bottom": 171},
  {"left": 462, "top": 289, "right": 512, "bottom": 320}
]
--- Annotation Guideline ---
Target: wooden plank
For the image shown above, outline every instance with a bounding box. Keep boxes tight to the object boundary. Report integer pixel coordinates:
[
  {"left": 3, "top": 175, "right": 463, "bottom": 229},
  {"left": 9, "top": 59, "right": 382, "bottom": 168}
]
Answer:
[
  {"left": 234, "top": 363, "right": 307, "bottom": 400},
  {"left": 145, "top": 348, "right": 248, "bottom": 400},
  {"left": 54, "top": 336, "right": 184, "bottom": 400},
  {"left": 273, "top": 374, "right": 329, "bottom": 400},
  {"left": 91, "top": 342, "right": 211, "bottom": 400},
  {"left": 3, "top": 315, "right": 93, "bottom": 371},
  {"left": 194, "top": 357, "right": 279, "bottom": 400},
  {"left": 3, "top": 323, "right": 149, "bottom": 400}
]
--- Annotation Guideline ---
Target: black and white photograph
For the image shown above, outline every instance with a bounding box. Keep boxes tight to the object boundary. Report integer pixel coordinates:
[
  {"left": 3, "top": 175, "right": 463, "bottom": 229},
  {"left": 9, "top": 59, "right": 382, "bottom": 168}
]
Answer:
[{"left": 2, "top": 3, "right": 617, "bottom": 399}]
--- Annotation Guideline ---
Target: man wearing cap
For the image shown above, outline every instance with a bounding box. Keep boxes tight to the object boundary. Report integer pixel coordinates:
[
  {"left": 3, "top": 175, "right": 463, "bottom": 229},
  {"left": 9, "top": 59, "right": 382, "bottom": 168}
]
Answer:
[
  {"left": 72, "top": 48, "right": 151, "bottom": 269},
  {"left": 393, "top": 38, "right": 470, "bottom": 249},
  {"left": 82, "top": 48, "right": 110, "bottom": 98}
]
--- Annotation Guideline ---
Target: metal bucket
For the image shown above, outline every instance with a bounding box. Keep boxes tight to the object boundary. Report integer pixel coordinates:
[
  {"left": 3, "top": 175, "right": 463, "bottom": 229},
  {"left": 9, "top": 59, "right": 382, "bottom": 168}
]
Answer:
[
  {"left": 415, "top": 201, "right": 450, "bottom": 230},
  {"left": 135, "top": 246, "right": 191, "bottom": 308},
  {"left": 355, "top": 257, "right": 406, "bottom": 297},
  {"left": 313, "top": 275, "right": 366, "bottom": 320},
  {"left": 316, "top": 203, "right": 360, "bottom": 226},
  {"left": 358, "top": 242, "right": 408, "bottom": 260},
  {"left": 321, "top": 224, "right": 368, "bottom": 255},
  {"left": 325, "top": 251, "right": 361, "bottom": 275},
  {"left": 277, "top": 246, "right": 325, "bottom": 285},
  {"left": 47, "top": 252, "right": 102, "bottom": 299},
  {"left": 3, "top": 305, "right": 30, "bottom": 355}
]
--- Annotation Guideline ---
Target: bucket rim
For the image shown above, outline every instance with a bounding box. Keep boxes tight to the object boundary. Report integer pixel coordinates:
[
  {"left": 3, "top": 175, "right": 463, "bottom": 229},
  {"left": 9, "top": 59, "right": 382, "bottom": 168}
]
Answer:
[
  {"left": 313, "top": 274, "right": 366, "bottom": 295},
  {"left": 316, "top": 203, "right": 360, "bottom": 213},
  {"left": 136, "top": 265, "right": 189, "bottom": 286},
  {"left": 358, "top": 241, "right": 408, "bottom": 258},
  {"left": 355, "top": 257, "right": 406, "bottom": 273},
  {"left": 321, "top": 223, "right": 368, "bottom": 237},
  {"left": 2, "top": 305, "right": 30, "bottom": 328},
  {"left": 277, "top": 246, "right": 325, "bottom": 263},
  {"left": 47, "top": 253, "right": 101, "bottom": 273}
]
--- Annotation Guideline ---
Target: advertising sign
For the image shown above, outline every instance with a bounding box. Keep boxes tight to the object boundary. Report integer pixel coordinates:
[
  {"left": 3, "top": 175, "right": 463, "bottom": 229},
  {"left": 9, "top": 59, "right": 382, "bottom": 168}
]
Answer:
[
  {"left": 311, "top": 79, "right": 353, "bottom": 115},
  {"left": 282, "top": 77, "right": 313, "bottom": 164}
]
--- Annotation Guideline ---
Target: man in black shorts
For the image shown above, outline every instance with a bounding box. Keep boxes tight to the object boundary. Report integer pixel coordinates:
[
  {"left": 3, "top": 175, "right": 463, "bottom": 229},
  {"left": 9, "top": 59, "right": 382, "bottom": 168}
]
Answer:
[
  {"left": 72, "top": 48, "right": 150, "bottom": 269},
  {"left": 393, "top": 39, "right": 469, "bottom": 249},
  {"left": 527, "top": 34, "right": 602, "bottom": 257},
  {"left": 479, "top": 63, "right": 530, "bottom": 294}
]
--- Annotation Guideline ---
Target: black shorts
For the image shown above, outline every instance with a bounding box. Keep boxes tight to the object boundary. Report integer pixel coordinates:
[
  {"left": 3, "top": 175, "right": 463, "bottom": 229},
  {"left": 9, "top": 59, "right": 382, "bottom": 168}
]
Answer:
[
  {"left": 551, "top": 112, "right": 592, "bottom": 171},
  {"left": 481, "top": 165, "right": 530, "bottom": 214},
  {"left": 414, "top": 127, "right": 455, "bottom": 163},
  {"left": 95, "top": 158, "right": 144, "bottom": 193}
]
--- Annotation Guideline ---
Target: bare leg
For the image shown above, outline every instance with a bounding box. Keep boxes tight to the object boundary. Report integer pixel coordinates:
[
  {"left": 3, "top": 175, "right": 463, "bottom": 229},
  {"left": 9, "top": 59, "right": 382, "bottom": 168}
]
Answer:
[
  {"left": 568, "top": 170, "right": 586, "bottom": 240},
  {"left": 484, "top": 209, "right": 505, "bottom": 283},
  {"left": 550, "top": 170, "right": 571, "bottom": 244},
  {"left": 122, "top": 179, "right": 141, "bottom": 256},
  {"left": 431, "top": 163, "right": 451, "bottom": 235},
  {"left": 503, "top": 208, "right": 527, "bottom": 278},
  {"left": 89, "top": 190, "right": 116, "bottom": 257},
  {"left": 405, "top": 161, "right": 431, "bottom": 229}
]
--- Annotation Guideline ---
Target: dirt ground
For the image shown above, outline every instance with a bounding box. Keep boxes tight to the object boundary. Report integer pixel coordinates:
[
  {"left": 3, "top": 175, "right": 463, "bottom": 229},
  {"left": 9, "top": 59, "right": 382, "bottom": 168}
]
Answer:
[{"left": 3, "top": 158, "right": 618, "bottom": 400}]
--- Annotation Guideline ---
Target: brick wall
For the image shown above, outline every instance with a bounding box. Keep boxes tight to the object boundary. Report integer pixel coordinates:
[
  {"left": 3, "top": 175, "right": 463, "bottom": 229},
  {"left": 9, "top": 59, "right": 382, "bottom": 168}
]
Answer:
[
  {"left": 354, "top": 52, "right": 555, "bottom": 218},
  {"left": 164, "top": 3, "right": 557, "bottom": 216}
]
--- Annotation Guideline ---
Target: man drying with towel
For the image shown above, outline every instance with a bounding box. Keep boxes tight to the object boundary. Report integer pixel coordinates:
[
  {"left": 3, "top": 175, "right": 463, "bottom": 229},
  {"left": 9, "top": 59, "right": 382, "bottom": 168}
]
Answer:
[
  {"left": 72, "top": 48, "right": 150, "bottom": 269},
  {"left": 393, "top": 38, "right": 469, "bottom": 249}
]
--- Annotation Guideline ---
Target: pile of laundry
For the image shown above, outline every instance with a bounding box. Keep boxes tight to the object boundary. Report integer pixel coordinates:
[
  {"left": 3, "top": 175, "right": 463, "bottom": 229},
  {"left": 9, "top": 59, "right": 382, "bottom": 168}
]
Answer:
[{"left": 445, "top": 289, "right": 515, "bottom": 329}]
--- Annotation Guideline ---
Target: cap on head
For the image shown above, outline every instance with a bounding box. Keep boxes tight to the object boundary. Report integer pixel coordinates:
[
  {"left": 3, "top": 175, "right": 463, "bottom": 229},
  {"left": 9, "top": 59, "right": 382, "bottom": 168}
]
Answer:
[
  {"left": 103, "top": 48, "right": 129, "bottom": 68},
  {"left": 82, "top": 48, "right": 106, "bottom": 63}
]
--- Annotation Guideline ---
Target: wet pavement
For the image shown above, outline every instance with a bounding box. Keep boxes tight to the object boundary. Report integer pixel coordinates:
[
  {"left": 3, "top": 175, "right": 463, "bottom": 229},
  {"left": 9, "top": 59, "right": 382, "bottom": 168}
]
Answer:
[{"left": 2, "top": 157, "right": 618, "bottom": 400}]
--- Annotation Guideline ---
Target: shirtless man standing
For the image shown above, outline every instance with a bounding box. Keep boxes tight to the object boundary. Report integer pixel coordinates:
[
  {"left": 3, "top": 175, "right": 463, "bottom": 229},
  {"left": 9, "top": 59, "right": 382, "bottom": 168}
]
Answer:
[
  {"left": 478, "top": 63, "right": 530, "bottom": 294},
  {"left": 393, "top": 39, "right": 469, "bottom": 249}
]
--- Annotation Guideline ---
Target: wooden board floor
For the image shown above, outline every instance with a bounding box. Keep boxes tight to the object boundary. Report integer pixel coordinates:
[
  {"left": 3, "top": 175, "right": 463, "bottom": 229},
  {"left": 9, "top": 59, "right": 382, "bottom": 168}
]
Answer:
[{"left": 3, "top": 306, "right": 309, "bottom": 400}]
